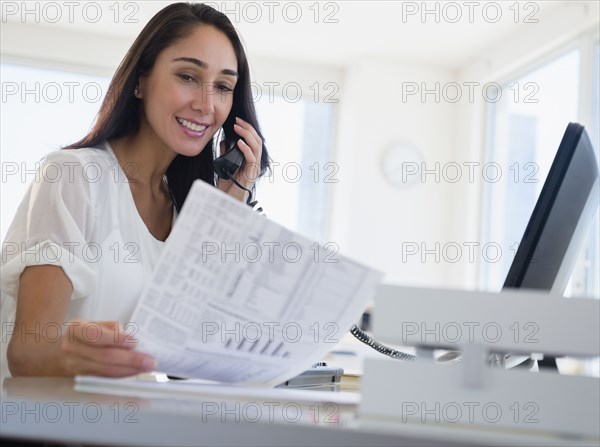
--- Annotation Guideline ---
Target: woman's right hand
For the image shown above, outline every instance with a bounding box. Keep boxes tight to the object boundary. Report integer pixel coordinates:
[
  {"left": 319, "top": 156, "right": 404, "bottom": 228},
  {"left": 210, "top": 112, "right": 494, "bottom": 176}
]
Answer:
[
  {"left": 8, "top": 265, "right": 156, "bottom": 377},
  {"left": 8, "top": 318, "right": 157, "bottom": 378},
  {"left": 55, "top": 320, "right": 157, "bottom": 377}
]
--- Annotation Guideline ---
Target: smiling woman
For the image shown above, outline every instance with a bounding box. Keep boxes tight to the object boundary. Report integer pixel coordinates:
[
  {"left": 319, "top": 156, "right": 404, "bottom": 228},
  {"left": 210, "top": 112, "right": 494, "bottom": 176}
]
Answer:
[{"left": 0, "top": 3, "right": 270, "bottom": 378}]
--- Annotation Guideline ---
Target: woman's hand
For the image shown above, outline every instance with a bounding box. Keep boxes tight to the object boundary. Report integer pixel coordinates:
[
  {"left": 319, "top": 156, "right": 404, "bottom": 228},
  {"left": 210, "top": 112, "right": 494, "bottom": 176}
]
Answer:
[
  {"left": 8, "top": 265, "right": 156, "bottom": 378},
  {"left": 56, "top": 320, "right": 156, "bottom": 377},
  {"left": 217, "top": 117, "right": 263, "bottom": 202},
  {"left": 8, "top": 318, "right": 156, "bottom": 378}
]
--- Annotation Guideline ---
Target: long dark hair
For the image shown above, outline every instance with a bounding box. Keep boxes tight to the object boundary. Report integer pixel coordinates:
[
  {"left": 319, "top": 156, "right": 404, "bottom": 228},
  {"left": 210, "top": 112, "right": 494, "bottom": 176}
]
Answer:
[{"left": 64, "top": 2, "right": 269, "bottom": 211}]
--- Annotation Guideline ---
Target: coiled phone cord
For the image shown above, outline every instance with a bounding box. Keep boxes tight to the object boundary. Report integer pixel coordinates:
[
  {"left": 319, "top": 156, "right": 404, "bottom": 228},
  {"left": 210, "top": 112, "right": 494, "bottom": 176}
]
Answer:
[
  {"left": 350, "top": 324, "right": 416, "bottom": 361},
  {"left": 222, "top": 171, "right": 264, "bottom": 214}
]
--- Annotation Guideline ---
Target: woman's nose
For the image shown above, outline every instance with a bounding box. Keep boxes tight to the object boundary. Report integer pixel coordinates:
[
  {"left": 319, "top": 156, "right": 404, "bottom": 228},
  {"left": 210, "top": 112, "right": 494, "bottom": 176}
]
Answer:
[{"left": 191, "top": 83, "right": 216, "bottom": 113}]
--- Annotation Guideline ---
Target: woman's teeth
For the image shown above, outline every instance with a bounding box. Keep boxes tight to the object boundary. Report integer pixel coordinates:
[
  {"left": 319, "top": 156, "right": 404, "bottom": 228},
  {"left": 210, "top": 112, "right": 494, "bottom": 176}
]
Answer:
[{"left": 177, "top": 117, "right": 207, "bottom": 132}]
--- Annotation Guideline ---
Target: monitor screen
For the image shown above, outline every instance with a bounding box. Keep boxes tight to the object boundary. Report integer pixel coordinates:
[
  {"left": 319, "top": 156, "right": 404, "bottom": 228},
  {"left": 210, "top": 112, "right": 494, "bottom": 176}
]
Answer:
[{"left": 503, "top": 122, "right": 599, "bottom": 295}]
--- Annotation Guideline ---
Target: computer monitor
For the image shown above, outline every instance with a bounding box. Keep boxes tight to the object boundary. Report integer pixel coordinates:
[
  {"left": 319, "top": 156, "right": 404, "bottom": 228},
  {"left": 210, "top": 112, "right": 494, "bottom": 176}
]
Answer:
[
  {"left": 502, "top": 122, "right": 599, "bottom": 370},
  {"left": 503, "top": 122, "right": 599, "bottom": 295}
]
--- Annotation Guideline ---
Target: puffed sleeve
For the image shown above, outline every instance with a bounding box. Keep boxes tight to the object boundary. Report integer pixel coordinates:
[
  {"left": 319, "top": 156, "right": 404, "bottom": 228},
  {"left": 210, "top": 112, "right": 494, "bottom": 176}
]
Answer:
[{"left": 0, "top": 150, "right": 98, "bottom": 300}]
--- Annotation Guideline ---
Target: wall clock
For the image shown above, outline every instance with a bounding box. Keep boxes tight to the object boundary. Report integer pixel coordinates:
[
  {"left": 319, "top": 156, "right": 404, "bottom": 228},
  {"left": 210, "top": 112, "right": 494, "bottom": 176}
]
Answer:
[{"left": 380, "top": 143, "right": 424, "bottom": 187}]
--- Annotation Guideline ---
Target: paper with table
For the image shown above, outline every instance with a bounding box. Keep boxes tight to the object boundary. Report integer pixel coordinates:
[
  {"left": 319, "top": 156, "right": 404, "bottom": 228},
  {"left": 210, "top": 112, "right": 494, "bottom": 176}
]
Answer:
[{"left": 129, "top": 179, "right": 383, "bottom": 387}]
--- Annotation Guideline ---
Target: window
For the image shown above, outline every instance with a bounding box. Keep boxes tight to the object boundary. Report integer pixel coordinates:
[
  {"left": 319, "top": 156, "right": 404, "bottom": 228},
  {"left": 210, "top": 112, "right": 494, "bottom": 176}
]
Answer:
[
  {"left": 254, "top": 97, "right": 335, "bottom": 242},
  {"left": 481, "top": 49, "right": 581, "bottom": 293},
  {"left": 583, "top": 40, "right": 600, "bottom": 299},
  {"left": 0, "top": 63, "right": 111, "bottom": 242}
]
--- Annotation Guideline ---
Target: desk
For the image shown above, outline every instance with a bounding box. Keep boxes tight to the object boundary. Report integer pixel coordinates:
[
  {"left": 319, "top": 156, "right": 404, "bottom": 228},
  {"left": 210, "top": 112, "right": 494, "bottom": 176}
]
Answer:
[
  {"left": 2, "top": 376, "right": 591, "bottom": 447},
  {"left": 0, "top": 377, "right": 443, "bottom": 447}
]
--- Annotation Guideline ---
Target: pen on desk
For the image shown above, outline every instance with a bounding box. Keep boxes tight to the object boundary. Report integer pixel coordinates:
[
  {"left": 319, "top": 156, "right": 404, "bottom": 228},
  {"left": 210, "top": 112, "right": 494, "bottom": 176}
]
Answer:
[{"left": 329, "top": 350, "right": 358, "bottom": 356}]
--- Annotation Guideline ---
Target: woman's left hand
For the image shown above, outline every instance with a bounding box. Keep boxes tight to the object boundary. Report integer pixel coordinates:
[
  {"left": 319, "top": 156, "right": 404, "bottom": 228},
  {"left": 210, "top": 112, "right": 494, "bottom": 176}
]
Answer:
[{"left": 217, "top": 117, "right": 262, "bottom": 202}]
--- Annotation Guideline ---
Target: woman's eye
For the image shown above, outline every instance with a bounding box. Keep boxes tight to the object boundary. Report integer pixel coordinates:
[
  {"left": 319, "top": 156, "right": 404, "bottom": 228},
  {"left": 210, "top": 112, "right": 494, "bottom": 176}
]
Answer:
[
  {"left": 177, "top": 74, "right": 233, "bottom": 93},
  {"left": 216, "top": 84, "right": 234, "bottom": 94},
  {"left": 177, "top": 73, "right": 196, "bottom": 83}
]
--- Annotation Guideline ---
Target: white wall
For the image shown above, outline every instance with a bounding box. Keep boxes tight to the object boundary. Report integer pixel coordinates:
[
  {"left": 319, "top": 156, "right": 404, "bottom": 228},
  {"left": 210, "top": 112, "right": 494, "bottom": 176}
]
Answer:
[
  {"left": 328, "top": 59, "right": 456, "bottom": 288},
  {"left": 0, "top": 21, "right": 124, "bottom": 76}
]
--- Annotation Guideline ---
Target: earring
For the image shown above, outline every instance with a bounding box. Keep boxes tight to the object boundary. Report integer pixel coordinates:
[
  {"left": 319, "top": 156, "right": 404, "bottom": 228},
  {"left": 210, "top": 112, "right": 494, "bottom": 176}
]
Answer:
[{"left": 134, "top": 88, "right": 139, "bottom": 96}]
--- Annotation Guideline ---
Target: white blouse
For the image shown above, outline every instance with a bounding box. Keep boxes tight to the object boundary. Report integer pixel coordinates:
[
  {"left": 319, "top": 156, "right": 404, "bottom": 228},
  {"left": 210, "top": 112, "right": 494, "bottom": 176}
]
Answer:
[{"left": 0, "top": 141, "right": 174, "bottom": 378}]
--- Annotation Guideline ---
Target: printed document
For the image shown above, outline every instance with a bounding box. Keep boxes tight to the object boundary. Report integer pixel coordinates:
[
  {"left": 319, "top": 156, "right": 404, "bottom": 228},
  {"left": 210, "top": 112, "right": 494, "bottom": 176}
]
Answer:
[{"left": 130, "top": 180, "right": 382, "bottom": 387}]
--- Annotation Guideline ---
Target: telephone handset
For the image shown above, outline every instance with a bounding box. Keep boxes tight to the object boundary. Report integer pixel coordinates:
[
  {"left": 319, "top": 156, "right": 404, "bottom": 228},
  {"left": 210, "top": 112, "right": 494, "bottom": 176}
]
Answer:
[
  {"left": 213, "top": 141, "right": 245, "bottom": 179},
  {"left": 213, "top": 140, "right": 263, "bottom": 214}
]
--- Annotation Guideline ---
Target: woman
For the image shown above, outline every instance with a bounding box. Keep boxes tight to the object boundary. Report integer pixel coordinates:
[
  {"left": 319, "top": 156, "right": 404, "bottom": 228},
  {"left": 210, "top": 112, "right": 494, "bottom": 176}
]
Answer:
[{"left": 1, "top": 3, "right": 270, "bottom": 378}]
